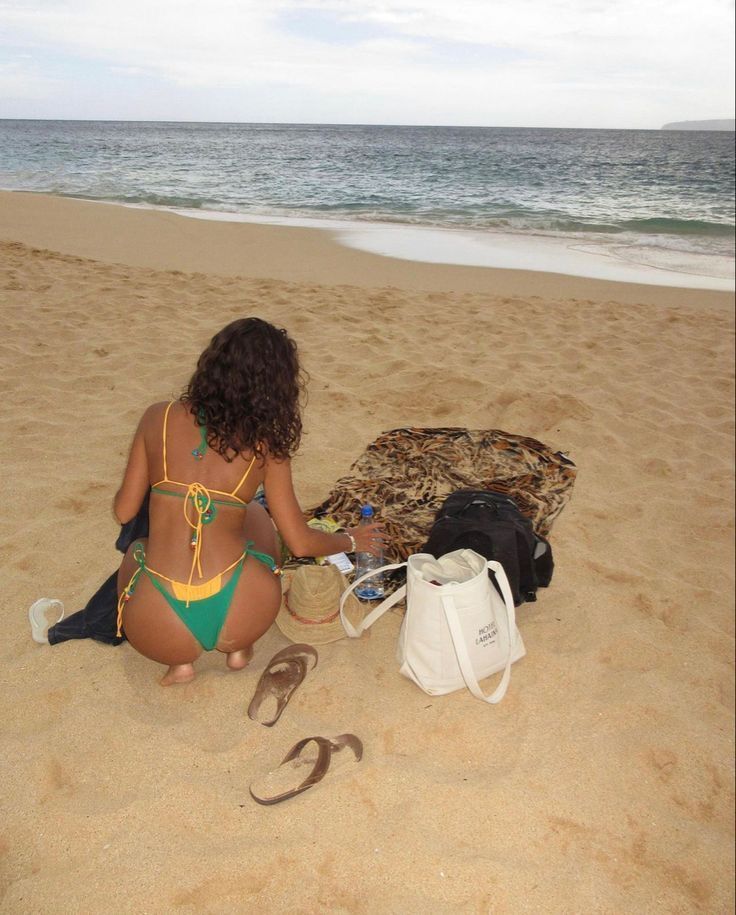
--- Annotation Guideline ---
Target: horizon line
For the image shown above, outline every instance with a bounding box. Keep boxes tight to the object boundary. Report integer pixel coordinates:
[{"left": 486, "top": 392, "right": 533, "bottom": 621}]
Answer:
[{"left": 2, "top": 116, "right": 735, "bottom": 132}]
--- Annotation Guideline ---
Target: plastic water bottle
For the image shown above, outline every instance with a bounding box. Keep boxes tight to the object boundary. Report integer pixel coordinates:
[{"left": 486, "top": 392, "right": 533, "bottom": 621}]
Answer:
[{"left": 354, "top": 505, "right": 384, "bottom": 600}]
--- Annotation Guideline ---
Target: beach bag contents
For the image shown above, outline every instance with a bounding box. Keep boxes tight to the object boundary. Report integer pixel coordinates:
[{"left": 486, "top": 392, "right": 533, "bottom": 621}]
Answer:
[
  {"left": 306, "top": 516, "right": 354, "bottom": 572},
  {"left": 422, "top": 489, "right": 553, "bottom": 606},
  {"left": 339, "top": 548, "right": 525, "bottom": 704}
]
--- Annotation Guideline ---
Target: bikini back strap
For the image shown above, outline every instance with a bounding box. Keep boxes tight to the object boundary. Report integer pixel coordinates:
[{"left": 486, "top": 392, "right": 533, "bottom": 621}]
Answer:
[
  {"left": 161, "top": 401, "right": 175, "bottom": 482},
  {"left": 230, "top": 453, "right": 257, "bottom": 499}
]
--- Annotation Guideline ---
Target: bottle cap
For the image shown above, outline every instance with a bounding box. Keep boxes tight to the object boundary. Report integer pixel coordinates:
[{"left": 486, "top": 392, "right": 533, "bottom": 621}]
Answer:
[{"left": 360, "top": 504, "right": 374, "bottom": 518}]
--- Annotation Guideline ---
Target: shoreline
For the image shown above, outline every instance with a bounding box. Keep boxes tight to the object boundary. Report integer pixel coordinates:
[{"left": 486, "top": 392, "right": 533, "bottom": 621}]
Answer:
[
  {"left": 1, "top": 190, "right": 733, "bottom": 308},
  {"left": 175, "top": 205, "right": 736, "bottom": 291}
]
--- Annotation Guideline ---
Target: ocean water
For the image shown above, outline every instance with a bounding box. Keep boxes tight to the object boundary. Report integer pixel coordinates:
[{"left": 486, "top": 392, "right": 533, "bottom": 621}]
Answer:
[{"left": 1, "top": 120, "right": 734, "bottom": 285}]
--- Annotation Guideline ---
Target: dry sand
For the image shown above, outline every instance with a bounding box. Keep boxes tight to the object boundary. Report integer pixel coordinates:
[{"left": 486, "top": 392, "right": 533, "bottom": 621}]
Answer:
[{"left": 0, "top": 191, "right": 734, "bottom": 914}]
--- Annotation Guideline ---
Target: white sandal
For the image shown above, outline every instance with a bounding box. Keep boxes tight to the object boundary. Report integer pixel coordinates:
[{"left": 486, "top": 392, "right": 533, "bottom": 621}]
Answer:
[{"left": 28, "top": 598, "right": 65, "bottom": 644}]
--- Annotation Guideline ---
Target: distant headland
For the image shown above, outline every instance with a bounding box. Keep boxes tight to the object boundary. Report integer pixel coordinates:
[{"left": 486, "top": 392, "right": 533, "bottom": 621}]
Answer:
[{"left": 661, "top": 119, "right": 735, "bottom": 131}]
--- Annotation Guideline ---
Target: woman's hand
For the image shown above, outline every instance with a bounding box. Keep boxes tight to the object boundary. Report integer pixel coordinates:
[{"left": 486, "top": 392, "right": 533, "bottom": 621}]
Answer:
[{"left": 346, "top": 521, "right": 386, "bottom": 557}]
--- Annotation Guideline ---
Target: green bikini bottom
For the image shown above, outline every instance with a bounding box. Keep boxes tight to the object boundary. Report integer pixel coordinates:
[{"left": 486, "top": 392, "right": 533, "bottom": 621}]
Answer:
[{"left": 128, "top": 541, "right": 276, "bottom": 651}]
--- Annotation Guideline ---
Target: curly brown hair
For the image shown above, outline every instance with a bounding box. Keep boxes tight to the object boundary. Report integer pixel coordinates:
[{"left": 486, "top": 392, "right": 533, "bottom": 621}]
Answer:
[{"left": 181, "top": 317, "right": 306, "bottom": 461}]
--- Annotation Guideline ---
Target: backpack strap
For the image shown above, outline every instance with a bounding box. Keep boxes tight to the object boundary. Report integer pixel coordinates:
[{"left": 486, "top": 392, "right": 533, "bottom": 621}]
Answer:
[
  {"left": 446, "top": 489, "right": 518, "bottom": 517},
  {"left": 339, "top": 563, "right": 407, "bottom": 637},
  {"left": 513, "top": 526, "right": 538, "bottom": 602}
]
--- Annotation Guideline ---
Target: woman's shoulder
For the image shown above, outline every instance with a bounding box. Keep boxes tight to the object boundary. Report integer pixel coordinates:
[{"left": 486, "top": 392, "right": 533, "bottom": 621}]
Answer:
[
  {"left": 137, "top": 400, "right": 175, "bottom": 433},
  {"left": 142, "top": 399, "right": 170, "bottom": 418}
]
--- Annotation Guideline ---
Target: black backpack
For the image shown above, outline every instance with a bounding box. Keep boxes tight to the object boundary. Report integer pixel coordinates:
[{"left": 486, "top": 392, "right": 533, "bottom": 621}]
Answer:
[{"left": 421, "top": 489, "right": 553, "bottom": 606}]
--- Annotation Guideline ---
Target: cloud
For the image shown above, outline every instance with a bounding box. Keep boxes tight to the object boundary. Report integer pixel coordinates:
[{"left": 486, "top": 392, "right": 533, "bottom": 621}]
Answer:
[
  {"left": 0, "top": 0, "right": 733, "bottom": 125},
  {"left": 0, "top": 58, "right": 60, "bottom": 100},
  {"left": 276, "top": 6, "right": 397, "bottom": 44}
]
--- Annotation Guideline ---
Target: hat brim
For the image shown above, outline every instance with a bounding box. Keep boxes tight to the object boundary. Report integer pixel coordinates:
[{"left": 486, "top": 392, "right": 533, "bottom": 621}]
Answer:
[{"left": 274, "top": 565, "right": 364, "bottom": 645}]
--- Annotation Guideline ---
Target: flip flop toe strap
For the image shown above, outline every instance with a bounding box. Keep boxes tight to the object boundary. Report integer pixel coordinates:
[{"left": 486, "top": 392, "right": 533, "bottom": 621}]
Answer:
[
  {"left": 267, "top": 643, "right": 319, "bottom": 672},
  {"left": 329, "top": 733, "right": 363, "bottom": 761}
]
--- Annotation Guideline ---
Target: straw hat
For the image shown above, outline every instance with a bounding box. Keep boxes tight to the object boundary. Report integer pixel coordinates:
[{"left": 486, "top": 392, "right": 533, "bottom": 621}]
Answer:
[{"left": 275, "top": 564, "right": 363, "bottom": 645}]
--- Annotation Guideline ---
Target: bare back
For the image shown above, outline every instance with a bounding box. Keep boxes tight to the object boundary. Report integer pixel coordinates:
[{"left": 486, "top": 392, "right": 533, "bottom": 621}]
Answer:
[{"left": 142, "top": 400, "right": 265, "bottom": 579}]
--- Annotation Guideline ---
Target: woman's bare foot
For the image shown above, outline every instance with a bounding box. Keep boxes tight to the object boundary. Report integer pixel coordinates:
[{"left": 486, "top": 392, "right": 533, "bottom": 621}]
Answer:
[
  {"left": 160, "top": 663, "right": 195, "bottom": 686},
  {"left": 226, "top": 646, "right": 253, "bottom": 671}
]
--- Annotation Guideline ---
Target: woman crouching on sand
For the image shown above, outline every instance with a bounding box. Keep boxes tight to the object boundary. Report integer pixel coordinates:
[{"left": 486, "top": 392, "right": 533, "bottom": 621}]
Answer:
[{"left": 115, "top": 317, "right": 384, "bottom": 685}]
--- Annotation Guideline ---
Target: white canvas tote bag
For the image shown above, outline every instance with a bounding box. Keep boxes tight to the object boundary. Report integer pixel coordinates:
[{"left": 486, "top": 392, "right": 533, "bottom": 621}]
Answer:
[{"left": 339, "top": 549, "right": 525, "bottom": 703}]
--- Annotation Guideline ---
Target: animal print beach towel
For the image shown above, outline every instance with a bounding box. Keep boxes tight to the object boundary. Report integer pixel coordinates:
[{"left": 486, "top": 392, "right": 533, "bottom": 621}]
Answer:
[{"left": 307, "top": 427, "right": 577, "bottom": 564}]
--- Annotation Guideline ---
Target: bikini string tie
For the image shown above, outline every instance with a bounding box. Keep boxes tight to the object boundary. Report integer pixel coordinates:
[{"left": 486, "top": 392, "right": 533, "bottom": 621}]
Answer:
[
  {"left": 116, "top": 543, "right": 147, "bottom": 637},
  {"left": 183, "top": 482, "right": 214, "bottom": 607},
  {"left": 244, "top": 540, "right": 279, "bottom": 572}
]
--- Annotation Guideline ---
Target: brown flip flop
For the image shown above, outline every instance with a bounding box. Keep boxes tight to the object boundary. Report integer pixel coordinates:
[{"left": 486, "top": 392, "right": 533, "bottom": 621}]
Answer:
[
  {"left": 247, "top": 643, "right": 319, "bottom": 727},
  {"left": 249, "top": 734, "right": 363, "bottom": 806}
]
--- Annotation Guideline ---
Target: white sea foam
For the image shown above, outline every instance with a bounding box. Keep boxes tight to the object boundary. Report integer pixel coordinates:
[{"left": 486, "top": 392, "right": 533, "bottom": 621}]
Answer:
[
  {"left": 171, "top": 205, "right": 735, "bottom": 289},
  {"left": 334, "top": 223, "right": 735, "bottom": 290}
]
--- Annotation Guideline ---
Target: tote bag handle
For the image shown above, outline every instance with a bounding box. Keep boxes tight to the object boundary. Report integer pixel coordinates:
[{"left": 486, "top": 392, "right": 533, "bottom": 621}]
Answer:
[
  {"left": 440, "top": 560, "right": 518, "bottom": 704},
  {"left": 339, "top": 562, "right": 407, "bottom": 637}
]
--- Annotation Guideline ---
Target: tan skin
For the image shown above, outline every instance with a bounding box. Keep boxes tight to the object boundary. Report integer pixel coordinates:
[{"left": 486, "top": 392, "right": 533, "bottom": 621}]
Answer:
[{"left": 115, "top": 400, "right": 385, "bottom": 685}]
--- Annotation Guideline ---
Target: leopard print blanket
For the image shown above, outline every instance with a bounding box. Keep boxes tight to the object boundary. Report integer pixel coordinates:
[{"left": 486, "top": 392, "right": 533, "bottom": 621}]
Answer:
[{"left": 306, "top": 427, "right": 577, "bottom": 564}]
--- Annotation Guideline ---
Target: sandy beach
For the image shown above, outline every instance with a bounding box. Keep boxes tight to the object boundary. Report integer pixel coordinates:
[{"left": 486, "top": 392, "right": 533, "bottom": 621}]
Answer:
[{"left": 1, "top": 190, "right": 733, "bottom": 913}]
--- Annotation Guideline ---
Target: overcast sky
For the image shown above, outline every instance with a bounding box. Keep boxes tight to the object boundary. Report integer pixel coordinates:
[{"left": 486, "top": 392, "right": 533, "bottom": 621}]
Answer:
[{"left": 1, "top": 0, "right": 734, "bottom": 128}]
